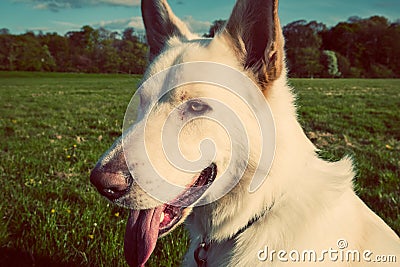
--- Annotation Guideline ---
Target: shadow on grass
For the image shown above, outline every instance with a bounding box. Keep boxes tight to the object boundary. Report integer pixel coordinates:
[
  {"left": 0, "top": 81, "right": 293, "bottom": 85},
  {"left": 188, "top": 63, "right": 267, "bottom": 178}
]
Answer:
[{"left": 0, "top": 247, "right": 85, "bottom": 267}]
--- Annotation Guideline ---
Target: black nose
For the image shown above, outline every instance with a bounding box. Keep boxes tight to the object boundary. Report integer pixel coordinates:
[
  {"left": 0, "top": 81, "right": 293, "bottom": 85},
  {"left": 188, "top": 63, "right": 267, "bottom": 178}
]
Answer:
[{"left": 90, "top": 164, "right": 133, "bottom": 201}]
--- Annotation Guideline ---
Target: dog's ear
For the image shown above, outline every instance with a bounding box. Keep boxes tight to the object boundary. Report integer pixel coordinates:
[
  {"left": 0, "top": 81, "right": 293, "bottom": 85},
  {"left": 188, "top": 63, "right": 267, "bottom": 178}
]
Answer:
[
  {"left": 141, "top": 0, "right": 194, "bottom": 61},
  {"left": 222, "top": 0, "right": 284, "bottom": 87}
]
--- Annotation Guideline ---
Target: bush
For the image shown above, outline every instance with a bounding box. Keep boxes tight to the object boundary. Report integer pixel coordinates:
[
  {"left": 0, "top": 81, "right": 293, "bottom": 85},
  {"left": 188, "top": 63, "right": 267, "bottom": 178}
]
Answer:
[{"left": 369, "top": 64, "right": 395, "bottom": 78}]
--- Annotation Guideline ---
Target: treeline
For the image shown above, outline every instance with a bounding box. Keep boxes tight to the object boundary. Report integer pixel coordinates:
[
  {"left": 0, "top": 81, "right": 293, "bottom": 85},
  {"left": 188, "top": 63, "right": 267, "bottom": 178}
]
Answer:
[
  {"left": 283, "top": 16, "right": 400, "bottom": 78},
  {"left": 0, "top": 15, "right": 399, "bottom": 77},
  {"left": 207, "top": 16, "right": 400, "bottom": 78},
  {"left": 0, "top": 26, "right": 147, "bottom": 74}
]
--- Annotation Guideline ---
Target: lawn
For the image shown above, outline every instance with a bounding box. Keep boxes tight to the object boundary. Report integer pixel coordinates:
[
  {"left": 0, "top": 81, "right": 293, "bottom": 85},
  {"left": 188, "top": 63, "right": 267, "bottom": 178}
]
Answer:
[{"left": 0, "top": 72, "right": 399, "bottom": 266}]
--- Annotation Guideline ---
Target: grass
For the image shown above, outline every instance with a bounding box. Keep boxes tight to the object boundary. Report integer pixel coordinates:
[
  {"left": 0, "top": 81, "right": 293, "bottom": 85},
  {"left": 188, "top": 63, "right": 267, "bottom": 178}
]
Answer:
[{"left": 0, "top": 72, "right": 399, "bottom": 266}]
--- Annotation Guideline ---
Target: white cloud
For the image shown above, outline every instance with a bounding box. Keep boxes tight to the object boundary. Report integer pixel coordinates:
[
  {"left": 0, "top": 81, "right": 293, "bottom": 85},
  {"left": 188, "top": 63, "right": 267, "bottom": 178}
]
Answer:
[
  {"left": 182, "top": 16, "right": 212, "bottom": 35},
  {"left": 17, "top": 0, "right": 140, "bottom": 12},
  {"left": 33, "top": 2, "right": 72, "bottom": 11},
  {"left": 53, "top": 20, "right": 82, "bottom": 28},
  {"left": 33, "top": 3, "right": 55, "bottom": 10},
  {"left": 99, "top": 0, "right": 139, "bottom": 7},
  {"left": 93, "top": 17, "right": 144, "bottom": 32},
  {"left": 126, "top": 17, "right": 145, "bottom": 29},
  {"left": 93, "top": 16, "right": 211, "bottom": 35},
  {"left": 25, "top": 26, "right": 51, "bottom": 32}
]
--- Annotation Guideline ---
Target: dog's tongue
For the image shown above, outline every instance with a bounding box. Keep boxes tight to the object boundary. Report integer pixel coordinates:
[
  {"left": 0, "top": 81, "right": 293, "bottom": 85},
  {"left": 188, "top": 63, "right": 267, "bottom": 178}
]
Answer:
[{"left": 124, "top": 207, "right": 164, "bottom": 267}]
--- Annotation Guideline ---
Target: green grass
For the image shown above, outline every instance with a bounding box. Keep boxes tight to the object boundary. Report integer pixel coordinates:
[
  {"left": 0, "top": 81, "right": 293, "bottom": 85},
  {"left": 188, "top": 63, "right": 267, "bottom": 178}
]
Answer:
[
  {"left": 0, "top": 72, "right": 189, "bottom": 267},
  {"left": 0, "top": 72, "right": 399, "bottom": 266}
]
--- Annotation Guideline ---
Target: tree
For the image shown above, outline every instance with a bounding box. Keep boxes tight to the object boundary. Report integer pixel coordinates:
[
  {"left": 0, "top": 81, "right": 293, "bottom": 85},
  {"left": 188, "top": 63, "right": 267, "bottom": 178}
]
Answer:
[
  {"left": 0, "top": 16, "right": 398, "bottom": 77},
  {"left": 0, "top": 30, "right": 16, "bottom": 70},
  {"left": 283, "top": 20, "right": 325, "bottom": 77},
  {"left": 0, "top": 28, "right": 10, "bottom": 35},
  {"left": 13, "top": 32, "right": 48, "bottom": 71},
  {"left": 118, "top": 39, "right": 148, "bottom": 74},
  {"left": 335, "top": 53, "right": 351, "bottom": 78},
  {"left": 321, "top": 50, "right": 340, "bottom": 78},
  {"left": 381, "top": 22, "right": 400, "bottom": 77},
  {"left": 123, "top": 27, "right": 139, "bottom": 43},
  {"left": 40, "top": 44, "right": 56, "bottom": 71},
  {"left": 96, "top": 36, "right": 121, "bottom": 73},
  {"left": 204, "top": 20, "right": 226, "bottom": 37},
  {"left": 118, "top": 28, "right": 148, "bottom": 74},
  {"left": 322, "top": 16, "right": 398, "bottom": 77},
  {"left": 66, "top": 26, "right": 99, "bottom": 72},
  {"left": 39, "top": 32, "right": 71, "bottom": 72}
]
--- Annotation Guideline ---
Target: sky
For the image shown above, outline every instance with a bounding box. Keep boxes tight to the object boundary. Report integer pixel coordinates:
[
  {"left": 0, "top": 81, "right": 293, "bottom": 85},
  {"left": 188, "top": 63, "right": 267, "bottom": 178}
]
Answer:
[{"left": 0, "top": 0, "right": 399, "bottom": 35}]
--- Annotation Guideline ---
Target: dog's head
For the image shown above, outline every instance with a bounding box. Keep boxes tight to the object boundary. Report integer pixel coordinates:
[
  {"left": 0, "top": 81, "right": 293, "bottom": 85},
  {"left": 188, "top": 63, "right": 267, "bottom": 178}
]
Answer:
[{"left": 90, "top": 0, "right": 284, "bottom": 266}]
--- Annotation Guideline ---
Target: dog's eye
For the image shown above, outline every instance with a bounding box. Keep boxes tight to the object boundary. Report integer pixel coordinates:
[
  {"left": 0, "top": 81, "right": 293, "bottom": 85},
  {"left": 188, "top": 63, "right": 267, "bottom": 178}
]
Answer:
[{"left": 187, "top": 100, "right": 210, "bottom": 114}]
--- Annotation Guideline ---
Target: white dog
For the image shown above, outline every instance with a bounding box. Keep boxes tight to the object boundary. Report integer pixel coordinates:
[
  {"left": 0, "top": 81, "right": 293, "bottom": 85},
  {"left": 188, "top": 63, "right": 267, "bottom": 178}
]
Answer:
[{"left": 90, "top": 0, "right": 400, "bottom": 266}]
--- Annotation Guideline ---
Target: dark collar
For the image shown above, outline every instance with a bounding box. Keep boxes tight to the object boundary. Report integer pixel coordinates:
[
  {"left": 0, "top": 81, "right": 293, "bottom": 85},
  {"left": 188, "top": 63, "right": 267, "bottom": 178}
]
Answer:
[{"left": 194, "top": 203, "right": 272, "bottom": 267}]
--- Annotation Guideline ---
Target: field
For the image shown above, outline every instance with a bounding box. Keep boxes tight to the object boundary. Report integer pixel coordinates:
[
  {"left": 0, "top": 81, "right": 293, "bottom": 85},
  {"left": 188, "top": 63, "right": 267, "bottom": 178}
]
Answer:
[{"left": 0, "top": 72, "right": 399, "bottom": 266}]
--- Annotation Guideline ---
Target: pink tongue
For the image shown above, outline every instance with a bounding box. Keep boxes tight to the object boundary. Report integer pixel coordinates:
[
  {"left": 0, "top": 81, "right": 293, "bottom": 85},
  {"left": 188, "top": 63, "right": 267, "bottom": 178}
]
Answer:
[{"left": 124, "top": 207, "right": 164, "bottom": 267}]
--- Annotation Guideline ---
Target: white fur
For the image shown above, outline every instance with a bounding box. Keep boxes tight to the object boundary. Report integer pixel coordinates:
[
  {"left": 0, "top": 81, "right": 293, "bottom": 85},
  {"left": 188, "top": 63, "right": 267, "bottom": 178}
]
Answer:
[
  {"left": 178, "top": 39, "right": 400, "bottom": 266},
  {"left": 98, "top": 0, "right": 400, "bottom": 266},
  {"left": 142, "top": 4, "right": 399, "bottom": 266}
]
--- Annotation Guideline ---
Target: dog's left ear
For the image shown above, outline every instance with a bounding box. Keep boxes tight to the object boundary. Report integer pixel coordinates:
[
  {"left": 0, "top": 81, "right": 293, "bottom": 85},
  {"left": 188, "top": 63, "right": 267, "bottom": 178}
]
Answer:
[
  {"left": 222, "top": 0, "right": 284, "bottom": 87},
  {"left": 142, "top": 0, "right": 195, "bottom": 61}
]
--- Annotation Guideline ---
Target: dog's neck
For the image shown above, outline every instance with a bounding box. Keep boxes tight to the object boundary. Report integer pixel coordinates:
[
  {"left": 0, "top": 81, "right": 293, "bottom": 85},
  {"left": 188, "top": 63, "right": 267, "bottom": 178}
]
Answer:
[{"left": 192, "top": 200, "right": 273, "bottom": 266}]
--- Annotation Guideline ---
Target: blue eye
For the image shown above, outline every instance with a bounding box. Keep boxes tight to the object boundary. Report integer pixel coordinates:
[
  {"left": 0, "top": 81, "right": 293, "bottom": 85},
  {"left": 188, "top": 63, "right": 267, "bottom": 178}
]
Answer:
[{"left": 187, "top": 100, "right": 211, "bottom": 114}]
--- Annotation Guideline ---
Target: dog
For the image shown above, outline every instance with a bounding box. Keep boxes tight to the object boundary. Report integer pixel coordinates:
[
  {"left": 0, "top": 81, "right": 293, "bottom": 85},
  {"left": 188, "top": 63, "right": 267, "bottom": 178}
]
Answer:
[{"left": 90, "top": 0, "right": 400, "bottom": 266}]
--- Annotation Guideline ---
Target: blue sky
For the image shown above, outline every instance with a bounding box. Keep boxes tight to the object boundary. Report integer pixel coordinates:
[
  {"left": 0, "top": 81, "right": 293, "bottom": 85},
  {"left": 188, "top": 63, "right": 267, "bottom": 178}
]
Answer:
[{"left": 0, "top": 0, "right": 399, "bottom": 35}]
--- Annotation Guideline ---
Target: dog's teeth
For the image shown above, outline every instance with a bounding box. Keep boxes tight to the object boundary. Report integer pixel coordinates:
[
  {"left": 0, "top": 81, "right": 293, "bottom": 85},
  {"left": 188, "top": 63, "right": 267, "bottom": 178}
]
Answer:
[{"left": 160, "top": 212, "right": 165, "bottom": 223}]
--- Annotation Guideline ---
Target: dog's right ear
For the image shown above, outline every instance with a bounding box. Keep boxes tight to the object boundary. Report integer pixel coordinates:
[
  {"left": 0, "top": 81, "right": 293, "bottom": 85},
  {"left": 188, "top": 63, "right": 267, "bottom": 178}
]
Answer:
[
  {"left": 222, "top": 0, "right": 284, "bottom": 88},
  {"left": 141, "top": 0, "right": 194, "bottom": 61}
]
